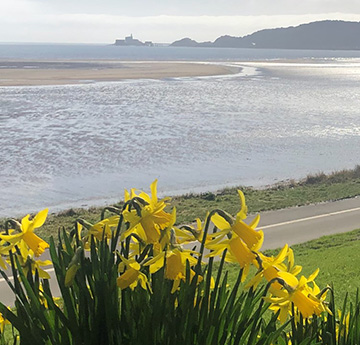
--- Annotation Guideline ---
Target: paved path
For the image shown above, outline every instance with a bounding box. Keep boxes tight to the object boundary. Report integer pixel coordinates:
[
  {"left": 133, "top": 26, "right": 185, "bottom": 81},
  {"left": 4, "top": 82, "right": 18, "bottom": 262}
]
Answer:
[
  {"left": 1, "top": 196, "right": 360, "bottom": 305},
  {"left": 253, "top": 196, "right": 360, "bottom": 250}
]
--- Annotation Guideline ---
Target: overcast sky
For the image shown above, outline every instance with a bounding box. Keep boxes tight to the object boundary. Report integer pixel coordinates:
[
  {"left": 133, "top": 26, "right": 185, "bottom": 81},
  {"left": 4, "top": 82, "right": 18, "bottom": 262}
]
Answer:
[{"left": 2, "top": 0, "right": 360, "bottom": 43}]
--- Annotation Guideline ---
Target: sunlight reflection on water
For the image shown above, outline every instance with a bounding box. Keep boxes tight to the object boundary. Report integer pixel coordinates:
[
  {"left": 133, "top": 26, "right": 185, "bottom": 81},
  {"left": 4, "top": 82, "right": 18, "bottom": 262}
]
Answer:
[{"left": 1, "top": 61, "right": 360, "bottom": 216}]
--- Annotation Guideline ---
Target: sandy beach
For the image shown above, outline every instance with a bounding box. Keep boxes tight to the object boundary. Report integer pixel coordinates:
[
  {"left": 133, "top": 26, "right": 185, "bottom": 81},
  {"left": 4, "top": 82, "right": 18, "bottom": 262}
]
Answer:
[{"left": 0, "top": 61, "right": 238, "bottom": 86}]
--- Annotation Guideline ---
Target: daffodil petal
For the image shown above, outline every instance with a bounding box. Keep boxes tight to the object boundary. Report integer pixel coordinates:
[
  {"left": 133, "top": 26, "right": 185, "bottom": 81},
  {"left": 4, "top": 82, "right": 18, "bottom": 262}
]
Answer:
[
  {"left": 32, "top": 209, "right": 49, "bottom": 230},
  {"left": 236, "top": 190, "right": 248, "bottom": 221},
  {"left": 211, "top": 213, "right": 231, "bottom": 231}
]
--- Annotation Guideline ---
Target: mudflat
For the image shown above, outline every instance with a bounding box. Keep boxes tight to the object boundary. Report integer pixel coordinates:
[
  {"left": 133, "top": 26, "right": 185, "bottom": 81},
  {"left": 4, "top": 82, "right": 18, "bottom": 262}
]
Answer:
[{"left": 0, "top": 61, "right": 237, "bottom": 86}]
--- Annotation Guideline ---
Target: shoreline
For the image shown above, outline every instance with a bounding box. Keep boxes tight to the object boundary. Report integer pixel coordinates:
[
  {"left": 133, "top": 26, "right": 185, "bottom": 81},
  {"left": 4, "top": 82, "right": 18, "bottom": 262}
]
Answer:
[
  {"left": 0, "top": 178, "right": 283, "bottom": 219},
  {"left": 2, "top": 167, "right": 360, "bottom": 220},
  {"left": 0, "top": 61, "right": 239, "bottom": 86},
  {"left": 2, "top": 168, "right": 360, "bottom": 243}
]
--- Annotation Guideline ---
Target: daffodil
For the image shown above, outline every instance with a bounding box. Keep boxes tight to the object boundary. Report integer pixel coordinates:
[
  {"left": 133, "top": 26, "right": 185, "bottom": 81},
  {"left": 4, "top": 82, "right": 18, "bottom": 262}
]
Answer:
[
  {"left": 206, "top": 234, "right": 257, "bottom": 281},
  {"left": 236, "top": 189, "right": 248, "bottom": 220},
  {"left": 75, "top": 216, "right": 119, "bottom": 249},
  {"left": 145, "top": 247, "right": 199, "bottom": 293},
  {"left": 175, "top": 216, "right": 207, "bottom": 244},
  {"left": 117, "top": 256, "right": 149, "bottom": 291},
  {"left": 39, "top": 284, "right": 61, "bottom": 309},
  {"left": 65, "top": 247, "right": 83, "bottom": 287},
  {"left": 247, "top": 244, "right": 302, "bottom": 291},
  {"left": 266, "top": 270, "right": 324, "bottom": 323},
  {"left": 286, "top": 247, "right": 302, "bottom": 276},
  {"left": 306, "top": 280, "right": 332, "bottom": 315},
  {"left": 336, "top": 310, "right": 350, "bottom": 338},
  {"left": 247, "top": 244, "right": 289, "bottom": 290},
  {"left": 210, "top": 191, "right": 263, "bottom": 252},
  {"left": 157, "top": 208, "right": 176, "bottom": 252},
  {"left": 0, "top": 256, "right": 7, "bottom": 270},
  {"left": 0, "top": 309, "right": 11, "bottom": 333},
  {"left": 89, "top": 215, "right": 120, "bottom": 241},
  {"left": 0, "top": 209, "right": 49, "bottom": 257},
  {"left": 16, "top": 241, "right": 52, "bottom": 279},
  {"left": 121, "top": 180, "right": 172, "bottom": 244},
  {"left": 0, "top": 238, "right": 14, "bottom": 269}
]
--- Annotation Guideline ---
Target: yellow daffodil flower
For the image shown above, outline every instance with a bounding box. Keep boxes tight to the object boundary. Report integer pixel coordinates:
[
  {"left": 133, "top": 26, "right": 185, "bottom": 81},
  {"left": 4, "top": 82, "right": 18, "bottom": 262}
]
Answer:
[
  {"left": 210, "top": 191, "right": 263, "bottom": 252},
  {"left": 157, "top": 208, "right": 176, "bottom": 252},
  {"left": 17, "top": 241, "right": 52, "bottom": 279},
  {"left": 306, "top": 280, "right": 332, "bottom": 315},
  {"left": 247, "top": 244, "right": 303, "bottom": 291},
  {"left": 65, "top": 247, "right": 83, "bottom": 287},
  {"left": 0, "top": 256, "right": 6, "bottom": 270},
  {"left": 0, "top": 308, "right": 11, "bottom": 333},
  {"left": 336, "top": 310, "right": 350, "bottom": 338},
  {"left": 0, "top": 209, "right": 49, "bottom": 257},
  {"left": 247, "top": 244, "right": 290, "bottom": 290},
  {"left": 236, "top": 190, "right": 248, "bottom": 221},
  {"left": 266, "top": 271, "right": 323, "bottom": 323},
  {"left": 117, "top": 256, "right": 149, "bottom": 291},
  {"left": 89, "top": 215, "right": 120, "bottom": 241},
  {"left": 286, "top": 247, "right": 302, "bottom": 276},
  {"left": 206, "top": 234, "right": 257, "bottom": 281},
  {"left": 74, "top": 221, "right": 92, "bottom": 250},
  {"left": 0, "top": 238, "right": 14, "bottom": 269},
  {"left": 174, "top": 215, "right": 211, "bottom": 245},
  {"left": 145, "top": 248, "right": 199, "bottom": 293},
  {"left": 121, "top": 180, "right": 172, "bottom": 243},
  {"left": 39, "top": 284, "right": 61, "bottom": 309}
]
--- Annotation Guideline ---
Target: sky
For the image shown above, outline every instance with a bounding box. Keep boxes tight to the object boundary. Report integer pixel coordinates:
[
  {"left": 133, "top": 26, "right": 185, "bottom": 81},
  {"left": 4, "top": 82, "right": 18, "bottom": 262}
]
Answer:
[{"left": 2, "top": 0, "right": 360, "bottom": 43}]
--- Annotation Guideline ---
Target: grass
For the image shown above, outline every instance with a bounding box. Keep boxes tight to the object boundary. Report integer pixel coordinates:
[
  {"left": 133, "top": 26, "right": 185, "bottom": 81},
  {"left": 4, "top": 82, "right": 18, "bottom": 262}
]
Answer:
[
  {"left": 173, "top": 165, "right": 360, "bottom": 224},
  {"left": 220, "top": 228, "right": 360, "bottom": 308},
  {"left": 289, "top": 229, "right": 360, "bottom": 306},
  {"left": 1, "top": 165, "right": 360, "bottom": 242},
  {"left": 172, "top": 178, "right": 360, "bottom": 224}
]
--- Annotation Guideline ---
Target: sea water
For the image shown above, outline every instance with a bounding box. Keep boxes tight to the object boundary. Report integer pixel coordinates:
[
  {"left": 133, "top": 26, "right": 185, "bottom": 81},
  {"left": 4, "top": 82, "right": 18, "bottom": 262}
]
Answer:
[
  {"left": 0, "top": 44, "right": 360, "bottom": 216},
  {"left": 2, "top": 43, "right": 360, "bottom": 60}
]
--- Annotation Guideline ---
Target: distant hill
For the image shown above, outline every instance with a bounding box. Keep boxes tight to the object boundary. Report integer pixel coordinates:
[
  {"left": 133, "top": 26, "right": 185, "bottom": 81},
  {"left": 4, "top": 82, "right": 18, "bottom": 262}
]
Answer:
[
  {"left": 171, "top": 20, "right": 360, "bottom": 50},
  {"left": 171, "top": 37, "right": 212, "bottom": 47}
]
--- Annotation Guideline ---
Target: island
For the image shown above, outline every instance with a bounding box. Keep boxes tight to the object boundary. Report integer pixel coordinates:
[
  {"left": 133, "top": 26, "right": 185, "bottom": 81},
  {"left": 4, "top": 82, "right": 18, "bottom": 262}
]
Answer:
[{"left": 114, "top": 34, "right": 153, "bottom": 47}]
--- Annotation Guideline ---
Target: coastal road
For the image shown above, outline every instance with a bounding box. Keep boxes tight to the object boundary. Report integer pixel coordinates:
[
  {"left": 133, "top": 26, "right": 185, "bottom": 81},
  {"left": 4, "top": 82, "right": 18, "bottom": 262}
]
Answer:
[
  {"left": 1, "top": 196, "right": 360, "bottom": 305},
  {"left": 256, "top": 196, "right": 360, "bottom": 250}
]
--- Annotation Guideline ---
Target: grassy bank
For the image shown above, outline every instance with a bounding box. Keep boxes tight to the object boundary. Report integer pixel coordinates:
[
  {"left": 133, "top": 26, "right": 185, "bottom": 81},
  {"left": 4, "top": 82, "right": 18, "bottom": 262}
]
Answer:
[
  {"left": 221, "top": 227, "right": 360, "bottom": 308},
  {"left": 173, "top": 166, "right": 360, "bottom": 223},
  {"left": 291, "top": 229, "right": 360, "bottom": 306},
  {"left": 1, "top": 166, "right": 360, "bottom": 242}
]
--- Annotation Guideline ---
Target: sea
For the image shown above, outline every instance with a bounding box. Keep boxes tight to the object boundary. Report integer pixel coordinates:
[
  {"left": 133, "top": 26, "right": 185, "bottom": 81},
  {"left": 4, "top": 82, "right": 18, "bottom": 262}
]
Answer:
[{"left": 1, "top": 44, "right": 360, "bottom": 217}]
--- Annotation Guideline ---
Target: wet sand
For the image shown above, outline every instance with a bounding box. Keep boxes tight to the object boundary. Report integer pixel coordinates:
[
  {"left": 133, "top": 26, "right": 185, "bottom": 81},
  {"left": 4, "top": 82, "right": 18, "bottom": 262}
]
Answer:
[{"left": 0, "top": 61, "right": 238, "bottom": 86}]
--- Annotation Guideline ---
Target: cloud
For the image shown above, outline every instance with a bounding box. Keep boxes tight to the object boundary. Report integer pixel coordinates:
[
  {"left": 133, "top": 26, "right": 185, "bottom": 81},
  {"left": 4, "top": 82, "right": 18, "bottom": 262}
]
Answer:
[
  {"left": 6, "top": 0, "right": 360, "bottom": 16},
  {"left": 1, "top": 12, "right": 360, "bottom": 43},
  {"left": 0, "top": 0, "right": 45, "bottom": 16}
]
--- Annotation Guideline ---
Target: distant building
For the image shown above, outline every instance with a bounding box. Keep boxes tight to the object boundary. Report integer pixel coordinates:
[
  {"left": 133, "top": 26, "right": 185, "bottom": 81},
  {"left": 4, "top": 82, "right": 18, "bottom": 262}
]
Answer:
[
  {"left": 125, "top": 34, "right": 134, "bottom": 43},
  {"left": 114, "top": 35, "right": 153, "bottom": 47}
]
